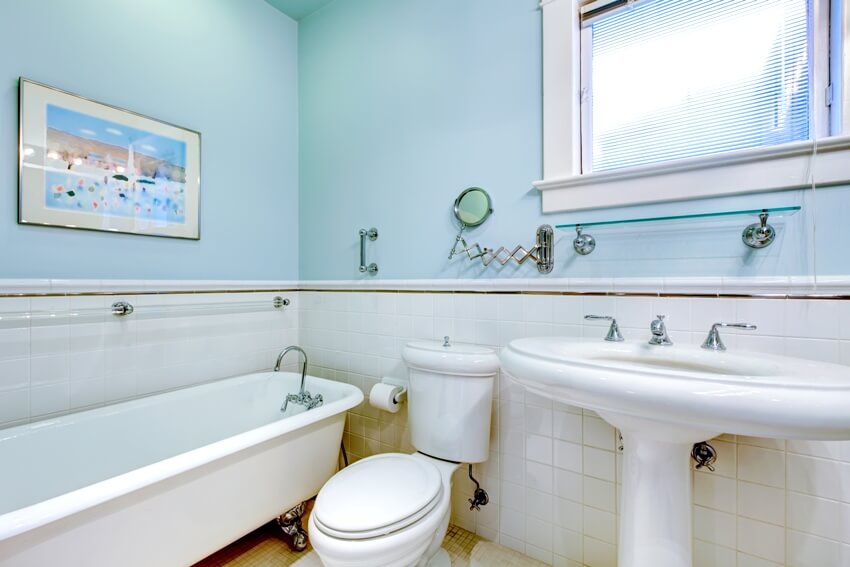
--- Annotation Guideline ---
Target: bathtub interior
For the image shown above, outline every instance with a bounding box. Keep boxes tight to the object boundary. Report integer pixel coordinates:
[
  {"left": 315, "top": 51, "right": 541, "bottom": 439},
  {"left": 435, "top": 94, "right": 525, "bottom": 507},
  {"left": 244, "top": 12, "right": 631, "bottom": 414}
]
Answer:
[{"left": 0, "top": 371, "right": 358, "bottom": 518}]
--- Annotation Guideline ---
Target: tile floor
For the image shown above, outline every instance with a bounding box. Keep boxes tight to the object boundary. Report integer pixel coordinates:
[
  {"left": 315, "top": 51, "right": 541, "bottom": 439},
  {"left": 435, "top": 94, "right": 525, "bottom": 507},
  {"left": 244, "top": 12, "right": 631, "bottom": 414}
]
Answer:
[
  {"left": 194, "top": 523, "right": 483, "bottom": 567},
  {"left": 193, "top": 520, "right": 311, "bottom": 567}
]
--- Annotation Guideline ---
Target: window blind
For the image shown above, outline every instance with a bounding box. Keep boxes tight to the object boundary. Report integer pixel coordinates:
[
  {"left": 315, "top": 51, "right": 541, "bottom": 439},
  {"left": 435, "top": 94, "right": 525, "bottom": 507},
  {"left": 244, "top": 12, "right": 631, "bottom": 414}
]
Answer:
[
  {"left": 580, "top": 0, "right": 635, "bottom": 24},
  {"left": 587, "top": 0, "right": 811, "bottom": 172}
]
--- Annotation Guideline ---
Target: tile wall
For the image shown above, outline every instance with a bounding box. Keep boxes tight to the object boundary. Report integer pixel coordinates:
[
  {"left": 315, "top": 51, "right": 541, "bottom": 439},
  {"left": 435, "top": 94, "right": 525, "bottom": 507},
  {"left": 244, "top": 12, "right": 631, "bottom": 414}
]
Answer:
[
  {"left": 2, "top": 279, "right": 849, "bottom": 566},
  {"left": 0, "top": 287, "right": 298, "bottom": 428},
  {"left": 298, "top": 288, "right": 850, "bottom": 567}
]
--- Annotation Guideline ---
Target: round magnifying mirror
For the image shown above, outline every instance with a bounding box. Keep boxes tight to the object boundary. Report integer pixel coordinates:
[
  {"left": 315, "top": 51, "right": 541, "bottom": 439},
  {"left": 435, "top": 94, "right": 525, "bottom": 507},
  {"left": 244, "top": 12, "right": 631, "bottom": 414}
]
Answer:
[{"left": 453, "top": 187, "right": 493, "bottom": 228}]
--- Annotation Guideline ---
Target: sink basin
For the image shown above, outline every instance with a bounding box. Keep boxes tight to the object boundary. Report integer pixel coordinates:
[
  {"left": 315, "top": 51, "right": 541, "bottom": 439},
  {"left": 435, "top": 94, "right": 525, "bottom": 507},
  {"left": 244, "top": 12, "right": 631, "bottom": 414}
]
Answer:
[
  {"left": 501, "top": 338, "right": 850, "bottom": 567},
  {"left": 502, "top": 337, "right": 850, "bottom": 441}
]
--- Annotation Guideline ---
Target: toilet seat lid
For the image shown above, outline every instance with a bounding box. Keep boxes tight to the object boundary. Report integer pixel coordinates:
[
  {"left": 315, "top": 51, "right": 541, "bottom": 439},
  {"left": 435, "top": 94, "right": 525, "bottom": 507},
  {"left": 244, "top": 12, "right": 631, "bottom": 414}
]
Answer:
[{"left": 313, "top": 453, "right": 443, "bottom": 540}]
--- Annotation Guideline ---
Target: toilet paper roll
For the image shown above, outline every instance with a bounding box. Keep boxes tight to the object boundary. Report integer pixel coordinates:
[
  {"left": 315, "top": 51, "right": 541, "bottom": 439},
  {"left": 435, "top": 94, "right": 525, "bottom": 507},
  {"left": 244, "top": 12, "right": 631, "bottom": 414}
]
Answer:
[{"left": 369, "top": 383, "right": 403, "bottom": 413}]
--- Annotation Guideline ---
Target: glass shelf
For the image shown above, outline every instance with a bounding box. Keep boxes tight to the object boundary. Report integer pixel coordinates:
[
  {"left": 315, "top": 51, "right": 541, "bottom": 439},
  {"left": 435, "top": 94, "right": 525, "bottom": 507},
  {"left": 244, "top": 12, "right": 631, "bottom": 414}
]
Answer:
[{"left": 555, "top": 206, "right": 801, "bottom": 230}]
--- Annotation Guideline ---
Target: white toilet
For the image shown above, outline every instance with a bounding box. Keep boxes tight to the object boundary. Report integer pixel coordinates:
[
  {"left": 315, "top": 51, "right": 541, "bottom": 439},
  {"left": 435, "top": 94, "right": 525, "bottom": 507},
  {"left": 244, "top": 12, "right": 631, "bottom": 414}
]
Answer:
[{"left": 308, "top": 339, "right": 499, "bottom": 567}]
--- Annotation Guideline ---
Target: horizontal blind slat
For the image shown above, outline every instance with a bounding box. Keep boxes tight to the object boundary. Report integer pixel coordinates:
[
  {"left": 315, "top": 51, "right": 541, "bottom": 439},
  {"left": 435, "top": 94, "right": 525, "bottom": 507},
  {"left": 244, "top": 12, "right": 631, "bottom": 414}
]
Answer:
[{"left": 588, "top": 0, "right": 811, "bottom": 172}]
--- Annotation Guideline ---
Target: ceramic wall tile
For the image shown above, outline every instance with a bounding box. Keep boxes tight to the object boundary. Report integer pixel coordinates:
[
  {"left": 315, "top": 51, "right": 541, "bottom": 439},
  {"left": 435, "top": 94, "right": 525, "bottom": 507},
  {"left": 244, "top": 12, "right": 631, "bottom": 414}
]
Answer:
[
  {"left": 0, "top": 285, "right": 297, "bottom": 425},
  {"left": 298, "top": 289, "right": 850, "bottom": 566},
  {"left": 7, "top": 280, "right": 847, "bottom": 567}
]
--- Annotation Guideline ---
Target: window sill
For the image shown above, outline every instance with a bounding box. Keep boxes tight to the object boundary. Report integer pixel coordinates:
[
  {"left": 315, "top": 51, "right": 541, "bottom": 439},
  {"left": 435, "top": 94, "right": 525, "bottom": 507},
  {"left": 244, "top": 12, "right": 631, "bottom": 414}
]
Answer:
[{"left": 534, "top": 135, "right": 850, "bottom": 213}]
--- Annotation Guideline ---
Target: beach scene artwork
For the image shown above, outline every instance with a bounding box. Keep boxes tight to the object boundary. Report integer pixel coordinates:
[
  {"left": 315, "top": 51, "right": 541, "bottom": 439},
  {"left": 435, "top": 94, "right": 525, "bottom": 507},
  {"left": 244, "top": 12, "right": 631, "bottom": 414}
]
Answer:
[{"left": 39, "top": 104, "right": 188, "bottom": 224}]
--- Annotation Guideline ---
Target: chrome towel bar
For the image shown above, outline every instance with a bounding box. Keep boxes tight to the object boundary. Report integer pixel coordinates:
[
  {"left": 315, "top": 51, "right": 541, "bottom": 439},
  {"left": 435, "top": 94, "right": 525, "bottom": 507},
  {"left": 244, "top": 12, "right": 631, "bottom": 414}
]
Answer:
[{"left": 0, "top": 296, "right": 290, "bottom": 327}]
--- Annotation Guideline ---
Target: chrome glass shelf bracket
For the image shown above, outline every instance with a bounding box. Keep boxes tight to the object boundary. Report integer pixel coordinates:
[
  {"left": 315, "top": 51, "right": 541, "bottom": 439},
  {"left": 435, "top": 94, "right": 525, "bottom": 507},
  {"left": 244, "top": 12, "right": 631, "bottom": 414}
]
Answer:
[
  {"left": 359, "top": 227, "right": 378, "bottom": 275},
  {"left": 449, "top": 225, "right": 554, "bottom": 274},
  {"left": 742, "top": 212, "right": 775, "bottom": 249},
  {"left": 556, "top": 206, "right": 800, "bottom": 256},
  {"left": 573, "top": 226, "right": 595, "bottom": 255}
]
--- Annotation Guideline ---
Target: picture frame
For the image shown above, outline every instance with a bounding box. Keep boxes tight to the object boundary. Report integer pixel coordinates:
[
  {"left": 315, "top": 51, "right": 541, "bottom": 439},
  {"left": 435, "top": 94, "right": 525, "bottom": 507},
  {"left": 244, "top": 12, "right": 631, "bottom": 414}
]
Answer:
[{"left": 18, "top": 78, "right": 201, "bottom": 239}]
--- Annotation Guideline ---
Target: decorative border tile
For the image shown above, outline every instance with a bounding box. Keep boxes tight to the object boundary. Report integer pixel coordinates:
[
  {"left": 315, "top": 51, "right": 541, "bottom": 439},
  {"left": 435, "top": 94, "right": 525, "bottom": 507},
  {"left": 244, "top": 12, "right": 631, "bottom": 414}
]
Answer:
[{"left": 2, "top": 276, "right": 850, "bottom": 299}]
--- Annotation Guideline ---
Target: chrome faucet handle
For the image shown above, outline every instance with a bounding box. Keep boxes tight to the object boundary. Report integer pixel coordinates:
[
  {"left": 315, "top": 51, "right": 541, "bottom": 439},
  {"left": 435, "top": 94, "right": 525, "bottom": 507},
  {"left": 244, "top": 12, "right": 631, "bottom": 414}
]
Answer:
[
  {"left": 281, "top": 391, "right": 324, "bottom": 413},
  {"left": 648, "top": 315, "right": 673, "bottom": 346},
  {"left": 701, "top": 322, "right": 757, "bottom": 351},
  {"left": 306, "top": 392, "right": 324, "bottom": 410},
  {"left": 281, "top": 392, "right": 300, "bottom": 413},
  {"left": 584, "top": 315, "right": 624, "bottom": 342}
]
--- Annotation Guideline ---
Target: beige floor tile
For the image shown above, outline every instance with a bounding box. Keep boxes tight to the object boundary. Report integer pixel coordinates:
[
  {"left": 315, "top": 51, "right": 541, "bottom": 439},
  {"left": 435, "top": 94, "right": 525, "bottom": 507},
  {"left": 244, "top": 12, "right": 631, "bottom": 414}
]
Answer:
[{"left": 195, "top": 521, "right": 485, "bottom": 567}]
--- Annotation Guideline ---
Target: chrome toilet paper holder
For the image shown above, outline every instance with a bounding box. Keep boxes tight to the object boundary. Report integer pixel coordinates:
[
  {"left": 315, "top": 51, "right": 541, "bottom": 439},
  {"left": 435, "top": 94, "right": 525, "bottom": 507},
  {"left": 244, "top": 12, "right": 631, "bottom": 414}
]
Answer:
[{"left": 382, "top": 376, "right": 408, "bottom": 404}]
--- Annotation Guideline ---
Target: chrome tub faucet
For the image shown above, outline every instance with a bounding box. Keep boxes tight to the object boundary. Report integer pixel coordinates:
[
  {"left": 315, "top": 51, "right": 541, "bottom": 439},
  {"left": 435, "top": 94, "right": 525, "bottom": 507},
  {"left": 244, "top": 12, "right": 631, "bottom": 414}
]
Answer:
[{"left": 275, "top": 346, "right": 323, "bottom": 412}]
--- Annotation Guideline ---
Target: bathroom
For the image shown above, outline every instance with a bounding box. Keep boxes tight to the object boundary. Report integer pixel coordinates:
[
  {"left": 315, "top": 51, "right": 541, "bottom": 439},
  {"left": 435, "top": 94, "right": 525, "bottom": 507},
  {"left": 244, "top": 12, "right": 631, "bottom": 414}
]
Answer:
[{"left": 1, "top": 0, "right": 850, "bottom": 565}]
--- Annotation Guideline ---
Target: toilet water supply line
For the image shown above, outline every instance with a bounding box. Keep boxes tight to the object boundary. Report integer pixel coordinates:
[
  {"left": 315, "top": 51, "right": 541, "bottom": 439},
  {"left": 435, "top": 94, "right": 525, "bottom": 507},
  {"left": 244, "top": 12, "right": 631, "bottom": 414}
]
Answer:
[{"left": 467, "top": 466, "right": 489, "bottom": 510}]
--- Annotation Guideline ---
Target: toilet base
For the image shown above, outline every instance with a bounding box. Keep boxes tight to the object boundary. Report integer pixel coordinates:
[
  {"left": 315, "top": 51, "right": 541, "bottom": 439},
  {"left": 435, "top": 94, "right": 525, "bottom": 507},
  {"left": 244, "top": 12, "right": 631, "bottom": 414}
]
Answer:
[{"left": 426, "top": 548, "right": 450, "bottom": 567}]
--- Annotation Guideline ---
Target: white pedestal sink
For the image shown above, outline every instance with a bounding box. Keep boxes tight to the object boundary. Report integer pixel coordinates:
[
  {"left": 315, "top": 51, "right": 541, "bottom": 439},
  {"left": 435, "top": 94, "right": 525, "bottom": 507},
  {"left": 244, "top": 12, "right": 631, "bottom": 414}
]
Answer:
[{"left": 500, "top": 338, "right": 850, "bottom": 567}]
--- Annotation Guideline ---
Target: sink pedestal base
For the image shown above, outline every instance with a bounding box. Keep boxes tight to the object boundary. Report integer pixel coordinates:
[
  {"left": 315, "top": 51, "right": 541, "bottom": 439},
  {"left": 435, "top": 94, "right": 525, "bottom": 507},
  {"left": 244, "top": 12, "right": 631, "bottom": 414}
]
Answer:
[
  {"left": 620, "top": 436, "right": 693, "bottom": 567},
  {"left": 599, "top": 412, "right": 718, "bottom": 567}
]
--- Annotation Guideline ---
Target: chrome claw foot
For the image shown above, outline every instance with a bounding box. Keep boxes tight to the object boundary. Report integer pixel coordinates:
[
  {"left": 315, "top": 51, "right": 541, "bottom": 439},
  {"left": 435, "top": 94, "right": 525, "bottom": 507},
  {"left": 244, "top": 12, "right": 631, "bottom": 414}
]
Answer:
[{"left": 277, "top": 501, "right": 308, "bottom": 552}]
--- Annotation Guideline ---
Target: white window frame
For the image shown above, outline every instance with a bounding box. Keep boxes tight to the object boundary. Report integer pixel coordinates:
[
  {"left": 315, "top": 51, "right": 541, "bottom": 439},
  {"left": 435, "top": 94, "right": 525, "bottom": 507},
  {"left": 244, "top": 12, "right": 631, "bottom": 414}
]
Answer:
[{"left": 536, "top": 0, "right": 850, "bottom": 213}]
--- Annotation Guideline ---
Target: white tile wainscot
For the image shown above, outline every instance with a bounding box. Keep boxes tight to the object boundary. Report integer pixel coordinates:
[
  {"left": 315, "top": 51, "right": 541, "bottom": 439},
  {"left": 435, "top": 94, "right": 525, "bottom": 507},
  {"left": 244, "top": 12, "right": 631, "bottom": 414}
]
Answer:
[
  {"left": 0, "top": 282, "right": 299, "bottom": 427},
  {"left": 298, "top": 286, "right": 850, "bottom": 567},
  {"left": 4, "top": 278, "right": 850, "bottom": 566}
]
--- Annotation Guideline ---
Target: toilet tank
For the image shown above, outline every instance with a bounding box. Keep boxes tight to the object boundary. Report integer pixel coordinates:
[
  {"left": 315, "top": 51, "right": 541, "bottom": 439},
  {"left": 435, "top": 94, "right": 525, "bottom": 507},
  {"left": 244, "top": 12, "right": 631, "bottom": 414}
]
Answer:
[{"left": 402, "top": 340, "right": 499, "bottom": 463}]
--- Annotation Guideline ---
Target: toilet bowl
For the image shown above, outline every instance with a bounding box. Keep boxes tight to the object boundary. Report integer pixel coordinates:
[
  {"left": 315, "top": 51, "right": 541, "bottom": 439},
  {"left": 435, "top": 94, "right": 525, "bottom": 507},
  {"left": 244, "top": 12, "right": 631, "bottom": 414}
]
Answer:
[
  {"left": 308, "top": 452, "right": 458, "bottom": 567},
  {"left": 309, "top": 340, "right": 499, "bottom": 567}
]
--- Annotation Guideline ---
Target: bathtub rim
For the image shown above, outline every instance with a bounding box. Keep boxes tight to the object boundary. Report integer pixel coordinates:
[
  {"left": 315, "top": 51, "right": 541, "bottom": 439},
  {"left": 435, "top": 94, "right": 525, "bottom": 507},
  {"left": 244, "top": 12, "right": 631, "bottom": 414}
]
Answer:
[{"left": 0, "top": 371, "right": 363, "bottom": 542}]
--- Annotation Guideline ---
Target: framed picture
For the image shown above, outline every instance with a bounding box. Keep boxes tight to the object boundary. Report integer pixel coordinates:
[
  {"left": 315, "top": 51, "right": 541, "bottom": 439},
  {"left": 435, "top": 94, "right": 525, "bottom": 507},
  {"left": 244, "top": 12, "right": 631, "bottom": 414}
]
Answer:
[{"left": 18, "top": 78, "right": 201, "bottom": 239}]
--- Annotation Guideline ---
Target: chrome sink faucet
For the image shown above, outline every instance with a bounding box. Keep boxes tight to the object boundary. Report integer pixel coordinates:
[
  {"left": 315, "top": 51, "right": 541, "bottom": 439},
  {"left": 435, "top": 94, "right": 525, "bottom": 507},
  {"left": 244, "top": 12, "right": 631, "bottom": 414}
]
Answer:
[
  {"left": 584, "top": 315, "right": 624, "bottom": 342},
  {"left": 701, "top": 322, "right": 757, "bottom": 351},
  {"left": 275, "top": 346, "right": 323, "bottom": 412},
  {"left": 648, "top": 315, "right": 673, "bottom": 346}
]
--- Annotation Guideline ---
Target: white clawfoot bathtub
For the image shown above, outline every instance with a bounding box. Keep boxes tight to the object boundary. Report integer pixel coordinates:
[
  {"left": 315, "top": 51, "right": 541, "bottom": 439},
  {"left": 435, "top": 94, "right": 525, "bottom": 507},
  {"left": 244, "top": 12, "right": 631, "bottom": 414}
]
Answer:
[{"left": 0, "top": 371, "right": 363, "bottom": 567}]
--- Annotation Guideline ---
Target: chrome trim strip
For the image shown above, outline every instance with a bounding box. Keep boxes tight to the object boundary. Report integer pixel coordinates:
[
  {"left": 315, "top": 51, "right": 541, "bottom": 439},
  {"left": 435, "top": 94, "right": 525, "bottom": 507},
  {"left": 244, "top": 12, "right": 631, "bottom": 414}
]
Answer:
[
  {"left": 297, "top": 289, "right": 850, "bottom": 300},
  {"left": 0, "top": 289, "right": 299, "bottom": 299},
  {"left": 1, "top": 287, "right": 850, "bottom": 301}
]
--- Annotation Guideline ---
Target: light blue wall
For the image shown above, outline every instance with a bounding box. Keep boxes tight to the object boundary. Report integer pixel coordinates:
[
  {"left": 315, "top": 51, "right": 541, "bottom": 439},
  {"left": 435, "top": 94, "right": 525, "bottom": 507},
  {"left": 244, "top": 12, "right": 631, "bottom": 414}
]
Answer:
[
  {"left": 0, "top": 0, "right": 299, "bottom": 280},
  {"left": 298, "top": 0, "right": 850, "bottom": 280}
]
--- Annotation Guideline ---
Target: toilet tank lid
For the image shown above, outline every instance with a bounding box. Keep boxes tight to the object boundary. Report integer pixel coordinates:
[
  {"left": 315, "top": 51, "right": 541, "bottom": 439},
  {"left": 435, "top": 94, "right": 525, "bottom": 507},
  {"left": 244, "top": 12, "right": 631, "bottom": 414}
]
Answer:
[{"left": 403, "top": 340, "right": 500, "bottom": 376}]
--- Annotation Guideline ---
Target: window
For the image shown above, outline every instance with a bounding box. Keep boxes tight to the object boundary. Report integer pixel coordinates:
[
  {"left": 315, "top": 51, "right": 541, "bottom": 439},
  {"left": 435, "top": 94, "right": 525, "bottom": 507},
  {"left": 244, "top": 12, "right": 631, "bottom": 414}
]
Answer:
[
  {"left": 536, "top": 0, "right": 850, "bottom": 213},
  {"left": 584, "top": 0, "right": 814, "bottom": 172}
]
